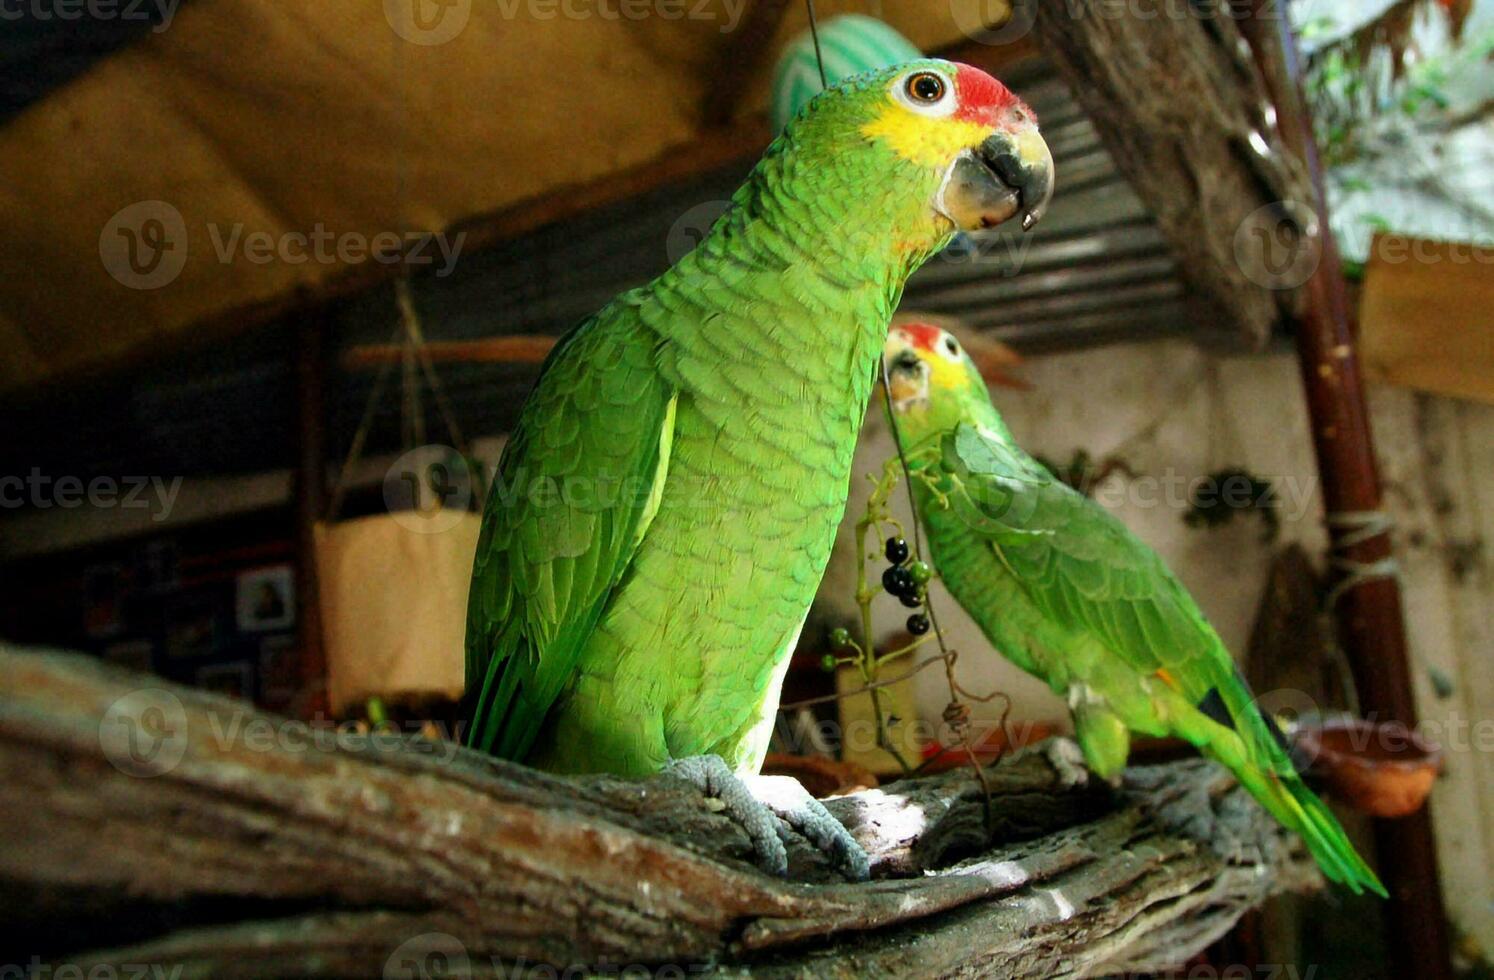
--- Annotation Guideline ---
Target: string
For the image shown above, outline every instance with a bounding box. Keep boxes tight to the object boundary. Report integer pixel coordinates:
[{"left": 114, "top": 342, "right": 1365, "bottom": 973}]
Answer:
[
  {"left": 1322, "top": 510, "right": 1399, "bottom": 610},
  {"left": 806, "top": 0, "right": 828, "bottom": 89}
]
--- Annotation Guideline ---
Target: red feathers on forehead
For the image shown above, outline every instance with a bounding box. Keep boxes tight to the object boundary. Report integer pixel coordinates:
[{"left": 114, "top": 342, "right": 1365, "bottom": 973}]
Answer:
[
  {"left": 897, "top": 322, "right": 946, "bottom": 351},
  {"left": 951, "top": 63, "right": 1030, "bottom": 125}
]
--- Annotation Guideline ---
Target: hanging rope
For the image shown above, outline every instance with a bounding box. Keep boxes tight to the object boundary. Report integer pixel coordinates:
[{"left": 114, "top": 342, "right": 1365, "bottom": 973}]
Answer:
[
  {"left": 805, "top": 0, "right": 828, "bottom": 89},
  {"left": 327, "top": 277, "right": 476, "bottom": 520}
]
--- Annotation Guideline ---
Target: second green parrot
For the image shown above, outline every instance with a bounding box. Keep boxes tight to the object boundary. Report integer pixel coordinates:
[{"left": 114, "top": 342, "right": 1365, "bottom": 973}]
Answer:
[{"left": 882, "top": 322, "right": 1384, "bottom": 897}]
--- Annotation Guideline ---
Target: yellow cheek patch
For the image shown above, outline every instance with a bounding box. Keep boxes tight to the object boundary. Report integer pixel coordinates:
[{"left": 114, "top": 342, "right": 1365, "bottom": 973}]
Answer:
[
  {"left": 861, "top": 104, "right": 992, "bottom": 168},
  {"left": 923, "top": 353, "right": 967, "bottom": 392}
]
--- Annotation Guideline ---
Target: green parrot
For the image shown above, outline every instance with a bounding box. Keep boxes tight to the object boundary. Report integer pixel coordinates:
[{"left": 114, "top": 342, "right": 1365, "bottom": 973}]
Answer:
[
  {"left": 881, "top": 321, "right": 1385, "bottom": 897},
  {"left": 464, "top": 61, "right": 1055, "bottom": 876}
]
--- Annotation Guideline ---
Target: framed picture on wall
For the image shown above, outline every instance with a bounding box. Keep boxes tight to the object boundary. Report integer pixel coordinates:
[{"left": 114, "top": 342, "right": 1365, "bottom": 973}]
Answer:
[{"left": 235, "top": 565, "right": 295, "bottom": 633}]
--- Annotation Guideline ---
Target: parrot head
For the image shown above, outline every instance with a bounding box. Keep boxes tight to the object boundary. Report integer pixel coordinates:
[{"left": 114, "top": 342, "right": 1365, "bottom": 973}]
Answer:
[
  {"left": 882, "top": 321, "right": 996, "bottom": 438},
  {"left": 778, "top": 59, "right": 1054, "bottom": 251}
]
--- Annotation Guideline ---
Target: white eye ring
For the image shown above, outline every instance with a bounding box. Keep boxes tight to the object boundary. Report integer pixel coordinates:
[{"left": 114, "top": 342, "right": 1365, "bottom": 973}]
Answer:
[
  {"left": 937, "top": 334, "right": 962, "bottom": 362},
  {"left": 892, "top": 69, "right": 956, "bottom": 119}
]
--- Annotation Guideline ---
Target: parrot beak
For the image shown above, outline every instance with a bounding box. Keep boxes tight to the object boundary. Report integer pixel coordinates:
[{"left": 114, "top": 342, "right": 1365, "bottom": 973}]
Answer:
[
  {"left": 883, "top": 349, "right": 928, "bottom": 410},
  {"left": 939, "top": 128, "right": 1054, "bottom": 233}
]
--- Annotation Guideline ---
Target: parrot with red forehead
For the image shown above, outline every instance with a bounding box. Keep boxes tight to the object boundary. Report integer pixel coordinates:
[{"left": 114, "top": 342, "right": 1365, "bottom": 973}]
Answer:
[
  {"left": 465, "top": 61, "right": 1053, "bottom": 878},
  {"left": 881, "top": 322, "right": 1385, "bottom": 896}
]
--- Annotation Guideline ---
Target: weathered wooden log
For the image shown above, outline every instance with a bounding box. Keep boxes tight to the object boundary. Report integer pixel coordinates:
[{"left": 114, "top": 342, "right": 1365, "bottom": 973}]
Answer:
[
  {"left": 0, "top": 646, "right": 1318, "bottom": 977},
  {"left": 1031, "top": 0, "right": 1314, "bottom": 348}
]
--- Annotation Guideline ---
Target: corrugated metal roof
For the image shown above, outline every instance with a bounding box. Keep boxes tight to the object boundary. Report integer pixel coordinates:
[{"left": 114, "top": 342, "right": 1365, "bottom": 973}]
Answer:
[{"left": 2, "top": 57, "right": 1203, "bottom": 485}]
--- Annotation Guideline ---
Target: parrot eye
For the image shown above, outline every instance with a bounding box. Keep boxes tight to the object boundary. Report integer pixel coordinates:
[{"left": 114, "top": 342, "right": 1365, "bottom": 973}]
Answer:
[
  {"left": 893, "top": 68, "right": 956, "bottom": 118},
  {"left": 945, "top": 337, "right": 959, "bottom": 355},
  {"left": 907, "top": 72, "right": 945, "bottom": 104},
  {"left": 936, "top": 335, "right": 962, "bottom": 363}
]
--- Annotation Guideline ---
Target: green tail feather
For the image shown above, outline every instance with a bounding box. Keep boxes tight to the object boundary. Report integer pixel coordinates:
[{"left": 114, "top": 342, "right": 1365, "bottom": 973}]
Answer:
[{"left": 1235, "top": 763, "right": 1387, "bottom": 898}]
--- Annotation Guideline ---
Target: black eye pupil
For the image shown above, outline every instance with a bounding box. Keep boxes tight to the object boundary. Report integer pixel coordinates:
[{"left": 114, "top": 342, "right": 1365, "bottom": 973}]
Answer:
[
  {"left": 908, "top": 73, "right": 944, "bottom": 103},
  {"left": 946, "top": 339, "right": 958, "bottom": 354}
]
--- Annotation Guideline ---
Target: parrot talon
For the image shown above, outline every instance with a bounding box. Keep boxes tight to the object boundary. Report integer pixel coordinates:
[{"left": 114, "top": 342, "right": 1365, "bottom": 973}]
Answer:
[
  {"left": 1025, "top": 736, "right": 1092, "bottom": 790},
  {"left": 664, "top": 756, "right": 870, "bottom": 882},
  {"left": 666, "top": 755, "right": 788, "bottom": 877}
]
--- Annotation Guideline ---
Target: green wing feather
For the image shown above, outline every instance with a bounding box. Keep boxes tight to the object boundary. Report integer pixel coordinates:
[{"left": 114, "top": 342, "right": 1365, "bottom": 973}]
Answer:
[
  {"left": 941, "top": 423, "right": 1233, "bottom": 700},
  {"left": 465, "top": 302, "right": 676, "bottom": 760},
  {"left": 938, "top": 422, "right": 1385, "bottom": 896}
]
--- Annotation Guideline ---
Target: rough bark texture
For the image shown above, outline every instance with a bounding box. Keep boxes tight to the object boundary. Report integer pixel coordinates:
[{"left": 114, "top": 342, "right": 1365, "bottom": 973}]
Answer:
[
  {"left": 0, "top": 647, "right": 1319, "bottom": 978},
  {"left": 1031, "top": 0, "right": 1314, "bottom": 348}
]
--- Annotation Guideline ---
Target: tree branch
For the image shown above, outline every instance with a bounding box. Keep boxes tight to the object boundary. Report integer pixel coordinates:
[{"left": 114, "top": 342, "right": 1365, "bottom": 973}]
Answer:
[{"left": 0, "top": 647, "right": 1319, "bottom": 977}]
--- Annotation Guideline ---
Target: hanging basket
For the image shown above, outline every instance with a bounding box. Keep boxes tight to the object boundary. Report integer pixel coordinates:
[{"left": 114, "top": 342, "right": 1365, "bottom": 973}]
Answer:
[
  {"left": 316, "top": 509, "right": 477, "bottom": 715},
  {"left": 316, "top": 279, "right": 482, "bottom": 715}
]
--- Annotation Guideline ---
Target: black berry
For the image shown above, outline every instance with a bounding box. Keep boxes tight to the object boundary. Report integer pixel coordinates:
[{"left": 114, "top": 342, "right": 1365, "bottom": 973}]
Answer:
[
  {"left": 899, "top": 590, "right": 923, "bottom": 609},
  {"left": 884, "top": 536, "right": 910, "bottom": 565},
  {"left": 907, "top": 614, "right": 931, "bottom": 635},
  {"left": 882, "top": 565, "right": 915, "bottom": 596}
]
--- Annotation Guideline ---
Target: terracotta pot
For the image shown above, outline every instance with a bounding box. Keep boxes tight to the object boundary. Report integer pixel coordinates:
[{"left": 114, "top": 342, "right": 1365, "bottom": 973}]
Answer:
[
  {"left": 1294, "top": 716, "right": 1442, "bottom": 818},
  {"left": 761, "top": 753, "right": 879, "bottom": 798}
]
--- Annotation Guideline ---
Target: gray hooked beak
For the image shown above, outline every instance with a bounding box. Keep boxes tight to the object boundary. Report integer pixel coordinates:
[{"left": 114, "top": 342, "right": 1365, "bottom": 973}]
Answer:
[{"left": 939, "top": 127, "right": 1055, "bottom": 233}]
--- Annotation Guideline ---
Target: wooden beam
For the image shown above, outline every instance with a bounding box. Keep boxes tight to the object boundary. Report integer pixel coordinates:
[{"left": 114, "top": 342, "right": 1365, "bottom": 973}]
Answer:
[
  {"left": 2, "top": 646, "right": 1320, "bottom": 977},
  {"left": 1030, "top": 2, "right": 1312, "bottom": 348},
  {"left": 342, "top": 335, "right": 559, "bottom": 370}
]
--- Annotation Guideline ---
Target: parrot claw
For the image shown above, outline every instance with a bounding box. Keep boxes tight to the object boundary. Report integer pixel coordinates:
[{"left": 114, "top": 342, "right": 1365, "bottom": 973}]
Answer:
[
  {"left": 1029, "top": 736, "right": 1094, "bottom": 790},
  {"left": 665, "top": 755, "right": 870, "bottom": 882}
]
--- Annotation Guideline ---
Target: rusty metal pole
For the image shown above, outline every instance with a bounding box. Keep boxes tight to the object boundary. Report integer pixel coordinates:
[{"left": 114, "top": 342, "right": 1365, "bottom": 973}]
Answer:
[{"left": 1237, "top": 6, "right": 1452, "bottom": 978}]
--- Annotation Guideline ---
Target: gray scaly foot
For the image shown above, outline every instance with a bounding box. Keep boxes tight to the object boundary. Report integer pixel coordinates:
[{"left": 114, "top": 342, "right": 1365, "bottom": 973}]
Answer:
[
  {"left": 1027, "top": 735, "right": 1094, "bottom": 789},
  {"left": 666, "top": 755, "right": 870, "bottom": 881}
]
